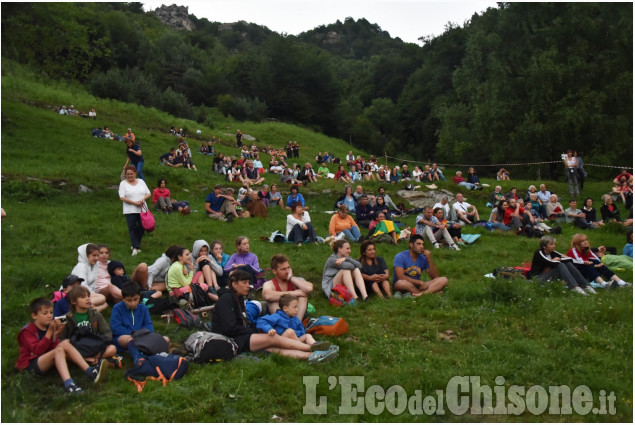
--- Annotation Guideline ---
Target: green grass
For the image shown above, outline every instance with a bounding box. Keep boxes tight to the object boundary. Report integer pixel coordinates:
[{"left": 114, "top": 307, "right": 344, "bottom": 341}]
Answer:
[{"left": 1, "top": 63, "right": 633, "bottom": 422}]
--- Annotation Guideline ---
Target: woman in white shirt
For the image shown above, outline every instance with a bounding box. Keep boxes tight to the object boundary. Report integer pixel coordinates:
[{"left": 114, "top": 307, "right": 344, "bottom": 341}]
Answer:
[
  {"left": 118, "top": 166, "right": 151, "bottom": 255},
  {"left": 286, "top": 202, "right": 317, "bottom": 246},
  {"left": 563, "top": 150, "right": 579, "bottom": 197}
]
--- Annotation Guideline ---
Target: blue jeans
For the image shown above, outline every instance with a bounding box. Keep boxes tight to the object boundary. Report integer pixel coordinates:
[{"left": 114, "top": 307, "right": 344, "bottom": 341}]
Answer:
[
  {"left": 125, "top": 213, "right": 145, "bottom": 249},
  {"left": 288, "top": 223, "right": 317, "bottom": 243},
  {"left": 458, "top": 181, "right": 477, "bottom": 190},
  {"left": 134, "top": 160, "right": 145, "bottom": 181},
  {"left": 488, "top": 222, "right": 510, "bottom": 231},
  {"left": 342, "top": 226, "right": 361, "bottom": 241}
]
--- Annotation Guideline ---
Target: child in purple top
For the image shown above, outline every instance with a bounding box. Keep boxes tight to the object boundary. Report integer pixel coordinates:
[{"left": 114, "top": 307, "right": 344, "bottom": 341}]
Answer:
[{"left": 224, "top": 236, "right": 261, "bottom": 288}]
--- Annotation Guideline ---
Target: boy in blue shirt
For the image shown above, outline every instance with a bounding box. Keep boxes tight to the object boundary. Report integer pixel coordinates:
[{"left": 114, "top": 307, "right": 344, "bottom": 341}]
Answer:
[
  {"left": 110, "top": 281, "right": 169, "bottom": 351},
  {"left": 393, "top": 234, "right": 448, "bottom": 296},
  {"left": 256, "top": 294, "right": 329, "bottom": 351}
]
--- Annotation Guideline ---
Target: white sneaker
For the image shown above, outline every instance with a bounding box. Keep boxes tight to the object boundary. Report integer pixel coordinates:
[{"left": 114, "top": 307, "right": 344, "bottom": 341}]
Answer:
[
  {"left": 131, "top": 248, "right": 139, "bottom": 256},
  {"left": 433, "top": 243, "right": 440, "bottom": 249},
  {"left": 618, "top": 281, "right": 631, "bottom": 287},
  {"left": 450, "top": 244, "right": 461, "bottom": 251},
  {"left": 584, "top": 286, "right": 597, "bottom": 295},
  {"left": 572, "top": 286, "right": 588, "bottom": 296}
]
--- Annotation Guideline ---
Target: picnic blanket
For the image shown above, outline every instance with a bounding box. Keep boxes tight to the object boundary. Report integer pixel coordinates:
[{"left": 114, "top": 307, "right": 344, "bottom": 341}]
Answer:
[{"left": 460, "top": 234, "right": 481, "bottom": 244}]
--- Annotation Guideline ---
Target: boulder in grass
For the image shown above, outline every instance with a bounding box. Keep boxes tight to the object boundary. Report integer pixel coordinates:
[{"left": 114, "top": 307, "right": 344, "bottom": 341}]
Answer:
[{"left": 78, "top": 184, "right": 92, "bottom": 194}]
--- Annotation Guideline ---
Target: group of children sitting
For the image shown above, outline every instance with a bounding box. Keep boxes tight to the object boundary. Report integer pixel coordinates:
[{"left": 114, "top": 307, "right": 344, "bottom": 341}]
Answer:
[{"left": 17, "top": 239, "right": 336, "bottom": 395}]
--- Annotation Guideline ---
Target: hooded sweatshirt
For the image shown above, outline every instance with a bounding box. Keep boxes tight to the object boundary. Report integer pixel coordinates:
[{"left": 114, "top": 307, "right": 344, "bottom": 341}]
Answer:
[
  {"left": 192, "top": 239, "right": 223, "bottom": 276},
  {"left": 211, "top": 288, "right": 257, "bottom": 338},
  {"left": 146, "top": 253, "right": 172, "bottom": 288},
  {"left": 71, "top": 243, "right": 98, "bottom": 293},
  {"left": 107, "top": 260, "right": 129, "bottom": 289}
]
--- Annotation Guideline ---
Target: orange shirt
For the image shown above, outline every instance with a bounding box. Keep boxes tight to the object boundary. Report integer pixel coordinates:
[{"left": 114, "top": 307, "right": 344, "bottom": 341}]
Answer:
[{"left": 329, "top": 214, "right": 357, "bottom": 236}]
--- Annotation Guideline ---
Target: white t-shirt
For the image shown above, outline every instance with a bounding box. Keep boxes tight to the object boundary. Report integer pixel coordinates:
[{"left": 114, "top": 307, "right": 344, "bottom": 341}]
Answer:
[
  {"left": 286, "top": 211, "right": 311, "bottom": 238},
  {"left": 433, "top": 202, "right": 450, "bottom": 218},
  {"left": 453, "top": 201, "right": 472, "bottom": 215},
  {"left": 119, "top": 179, "right": 150, "bottom": 214}
]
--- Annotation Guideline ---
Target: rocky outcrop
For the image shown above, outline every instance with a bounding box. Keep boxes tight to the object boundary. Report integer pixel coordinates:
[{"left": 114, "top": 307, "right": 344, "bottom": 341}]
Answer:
[
  {"left": 324, "top": 31, "right": 343, "bottom": 45},
  {"left": 154, "top": 4, "right": 195, "bottom": 31},
  {"left": 397, "top": 189, "right": 456, "bottom": 209}
]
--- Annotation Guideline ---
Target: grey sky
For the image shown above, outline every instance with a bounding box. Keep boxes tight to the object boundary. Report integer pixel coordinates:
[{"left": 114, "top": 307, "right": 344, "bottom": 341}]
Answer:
[{"left": 143, "top": 0, "right": 497, "bottom": 44}]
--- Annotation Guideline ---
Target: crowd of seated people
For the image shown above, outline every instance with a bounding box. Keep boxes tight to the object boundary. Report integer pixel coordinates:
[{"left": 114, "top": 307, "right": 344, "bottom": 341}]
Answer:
[{"left": 92, "top": 125, "right": 127, "bottom": 141}]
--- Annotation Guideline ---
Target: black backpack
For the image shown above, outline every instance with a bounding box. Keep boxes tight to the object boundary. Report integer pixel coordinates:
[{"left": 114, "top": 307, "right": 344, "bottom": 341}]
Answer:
[
  {"left": 131, "top": 328, "right": 170, "bottom": 355},
  {"left": 184, "top": 331, "right": 239, "bottom": 363},
  {"left": 143, "top": 297, "right": 176, "bottom": 315},
  {"left": 190, "top": 283, "right": 212, "bottom": 309},
  {"left": 70, "top": 327, "right": 108, "bottom": 358}
]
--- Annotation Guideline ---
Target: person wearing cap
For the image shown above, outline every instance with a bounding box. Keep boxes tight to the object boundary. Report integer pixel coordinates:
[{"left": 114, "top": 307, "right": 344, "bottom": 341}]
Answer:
[
  {"left": 52, "top": 275, "right": 85, "bottom": 317},
  {"left": 125, "top": 128, "right": 135, "bottom": 141}
]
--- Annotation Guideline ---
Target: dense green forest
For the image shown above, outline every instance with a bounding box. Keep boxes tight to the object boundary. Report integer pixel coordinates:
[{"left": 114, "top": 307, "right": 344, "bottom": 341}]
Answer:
[{"left": 2, "top": 2, "right": 632, "bottom": 178}]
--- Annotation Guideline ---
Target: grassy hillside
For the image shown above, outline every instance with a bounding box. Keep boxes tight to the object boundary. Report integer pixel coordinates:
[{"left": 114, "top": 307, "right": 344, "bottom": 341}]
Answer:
[{"left": 1, "top": 64, "right": 632, "bottom": 422}]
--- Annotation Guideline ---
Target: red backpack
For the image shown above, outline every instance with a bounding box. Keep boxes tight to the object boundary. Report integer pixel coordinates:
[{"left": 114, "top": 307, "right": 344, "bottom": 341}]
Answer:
[{"left": 329, "top": 284, "right": 353, "bottom": 307}]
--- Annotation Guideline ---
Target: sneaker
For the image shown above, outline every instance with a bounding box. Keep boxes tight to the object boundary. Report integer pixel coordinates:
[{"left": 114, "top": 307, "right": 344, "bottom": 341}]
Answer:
[
  {"left": 308, "top": 347, "right": 339, "bottom": 364},
  {"left": 618, "top": 281, "right": 632, "bottom": 287},
  {"left": 393, "top": 291, "right": 402, "bottom": 299},
  {"left": 450, "top": 244, "right": 461, "bottom": 251},
  {"left": 403, "top": 292, "right": 413, "bottom": 298},
  {"left": 433, "top": 243, "right": 440, "bottom": 249},
  {"left": 107, "top": 355, "right": 123, "bottom": 369},
  {"left": 310, "top": 341, "right": 331, "bottom": 352},
  {"left": 457, "top": 241, "right": 466, "bottom": 246},
  {"left": 65, "top": 383, "right": 85, "bottom": 395},
  {"left": 87, "top": 359, "right": 108, "bottom": 383},
  {"left": 178, "top": 298, "right": 189, "bottom": 309},
  {"left": 572, "top": 286, "right": 588, "bottom": 296},
  {"left": 346, "top": 299, "right": 357, "bottom": 307},
  {"left": 584, "top": 286, "right": 597, "bottom": 295},
  {"left": 131, "top": 248, "right": 139, "bottom": 256}
]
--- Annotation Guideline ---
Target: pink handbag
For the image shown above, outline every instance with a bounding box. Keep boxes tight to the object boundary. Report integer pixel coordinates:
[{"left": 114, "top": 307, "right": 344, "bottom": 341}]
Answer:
[{"left": 140, "top": 203, "right": 155, "bottom": 232}]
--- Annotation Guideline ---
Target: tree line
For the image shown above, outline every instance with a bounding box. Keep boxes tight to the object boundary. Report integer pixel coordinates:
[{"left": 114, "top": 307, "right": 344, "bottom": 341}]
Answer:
[{"left": 2, "top": 2, "right": 631, "bottom": 179}]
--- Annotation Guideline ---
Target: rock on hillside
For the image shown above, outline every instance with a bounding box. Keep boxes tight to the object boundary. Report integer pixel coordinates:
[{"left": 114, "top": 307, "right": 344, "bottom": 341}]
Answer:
[
  {"left": 397, "top": 189, "right": 455, "bottom": 209},
  {"left": 154, "top": 4, "right": 195, "bottom": 31}
]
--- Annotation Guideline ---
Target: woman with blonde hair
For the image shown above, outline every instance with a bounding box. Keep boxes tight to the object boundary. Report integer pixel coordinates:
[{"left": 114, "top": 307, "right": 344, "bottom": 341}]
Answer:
[
  {"left": 566, "top": 234, "right": 630, "bottom": 288},
  {"left": 321, "top": 239, "right": 368, "bottom": 303}
]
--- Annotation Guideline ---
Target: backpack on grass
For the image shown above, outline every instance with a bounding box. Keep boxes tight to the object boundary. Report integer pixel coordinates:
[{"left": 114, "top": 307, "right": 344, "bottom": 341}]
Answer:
[
  {"left": 142, "top": 297, "right": 175, "bottom": 315},
  {"left": 493, "top": 267, "right": 528, "bottom": 280},
  {"left": 184, "top": 331, "right": 239, "bottom": 364},
  {"left": 329, "top": 284, "right": 353, "bottom": 307},
  {"left": 172, "top": 308, "right": 205, "bottom": 330},
  {"left": 131, "top": 328, "right": 169, "bottom": 355},
  {"left": 305, "top": 316, "right": 349, "bottom": 336},
  {"left": 125, "top": 352, "right": 189, "bottom": 393},
  {"left": 190, "top": 283, "right": 212, "bottom": 309}
]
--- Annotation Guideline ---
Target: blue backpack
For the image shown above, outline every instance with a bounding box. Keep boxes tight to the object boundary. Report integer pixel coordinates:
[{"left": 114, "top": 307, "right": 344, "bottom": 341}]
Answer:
[{"left": 125, "top": 352, "right": 189, "bottom": 392}]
